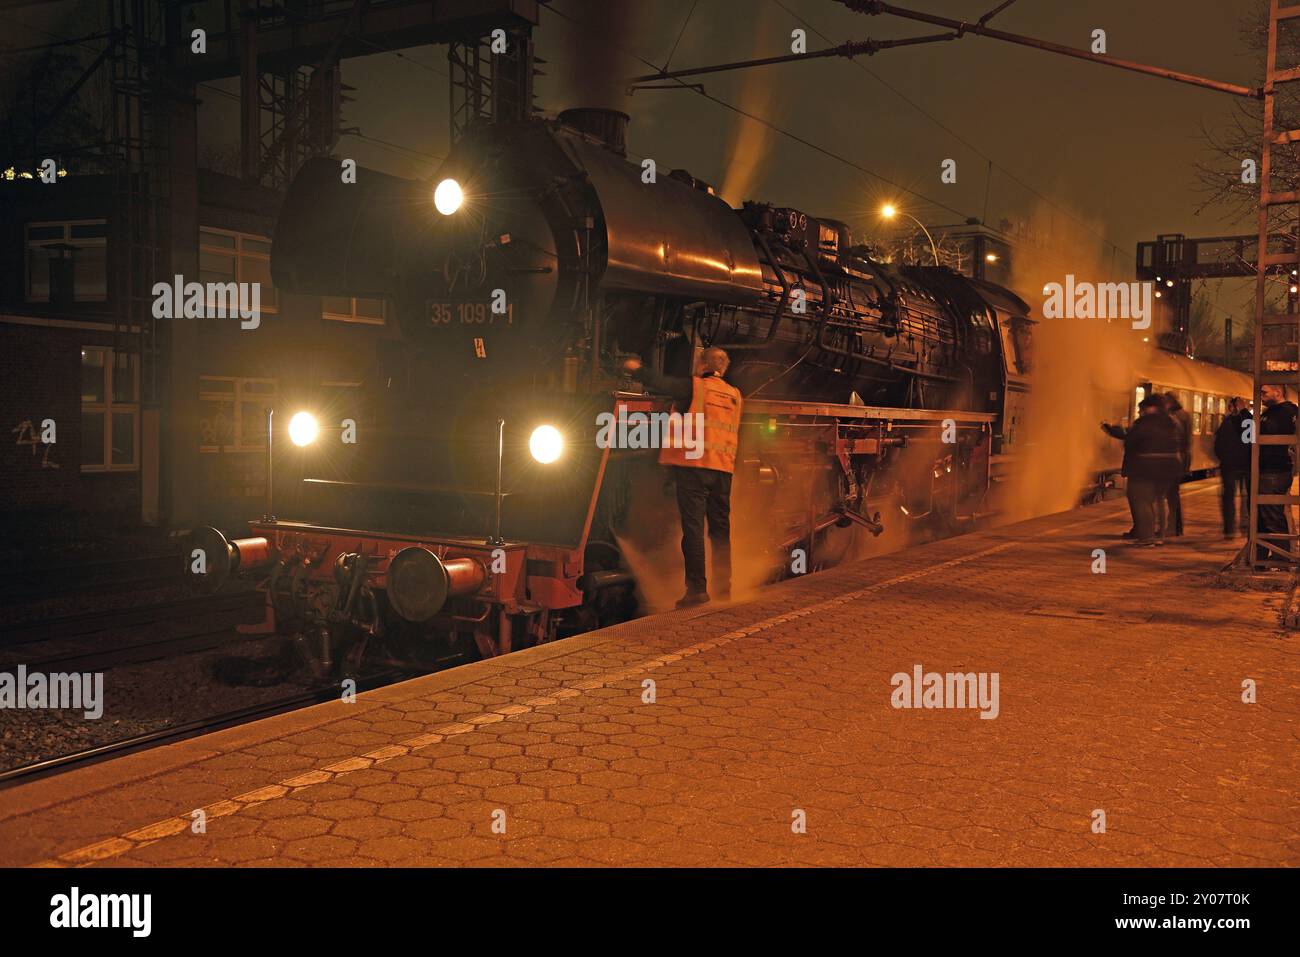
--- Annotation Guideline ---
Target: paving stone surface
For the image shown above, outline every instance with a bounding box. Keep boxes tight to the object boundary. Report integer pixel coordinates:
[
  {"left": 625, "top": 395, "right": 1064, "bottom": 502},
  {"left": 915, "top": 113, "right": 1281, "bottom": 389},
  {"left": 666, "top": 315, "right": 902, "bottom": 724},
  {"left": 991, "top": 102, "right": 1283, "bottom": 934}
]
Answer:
[{"left": 3, "top": 482, "right": 1296, "bottom": 867}]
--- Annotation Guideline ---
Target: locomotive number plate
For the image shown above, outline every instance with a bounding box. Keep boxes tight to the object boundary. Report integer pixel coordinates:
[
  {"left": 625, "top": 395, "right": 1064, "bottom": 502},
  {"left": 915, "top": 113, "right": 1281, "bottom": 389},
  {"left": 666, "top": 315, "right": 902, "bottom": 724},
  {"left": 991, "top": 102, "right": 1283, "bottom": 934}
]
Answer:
[{"left": 427, "top": 300, "right": 514, "bottom": 326}]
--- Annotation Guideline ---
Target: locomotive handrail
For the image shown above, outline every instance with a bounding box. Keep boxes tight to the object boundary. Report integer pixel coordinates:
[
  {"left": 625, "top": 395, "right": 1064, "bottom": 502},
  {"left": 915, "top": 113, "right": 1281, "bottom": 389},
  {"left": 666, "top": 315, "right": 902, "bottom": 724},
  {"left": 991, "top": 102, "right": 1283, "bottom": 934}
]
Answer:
[
  {"left": 301, "top": 478, "right": 517, "bottom": 498},
  {"left": 743, "top": 399, "right": 997, "bottom": 423}
]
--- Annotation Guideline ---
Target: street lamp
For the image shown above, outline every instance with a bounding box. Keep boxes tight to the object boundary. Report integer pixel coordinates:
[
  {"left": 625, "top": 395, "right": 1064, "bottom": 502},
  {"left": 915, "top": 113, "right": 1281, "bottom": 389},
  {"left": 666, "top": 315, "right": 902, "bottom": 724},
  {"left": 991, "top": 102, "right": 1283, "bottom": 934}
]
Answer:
[
  {"left": 263, "top": 408, "right": 320, "bottom": 522},
  {"left": 880, "top": 203, "right": 940, "bottom": 266},
  {"left": 488, "top": 420, "right": 565, "bottom": 546}
]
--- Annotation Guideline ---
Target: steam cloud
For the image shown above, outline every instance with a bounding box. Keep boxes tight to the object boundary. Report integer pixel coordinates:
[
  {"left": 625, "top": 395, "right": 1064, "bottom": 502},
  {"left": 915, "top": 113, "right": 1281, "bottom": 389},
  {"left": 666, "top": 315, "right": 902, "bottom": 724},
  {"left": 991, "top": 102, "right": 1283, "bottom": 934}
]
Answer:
[{"left": 1001, "top": 204, "right": 1146, "bottom": 522}]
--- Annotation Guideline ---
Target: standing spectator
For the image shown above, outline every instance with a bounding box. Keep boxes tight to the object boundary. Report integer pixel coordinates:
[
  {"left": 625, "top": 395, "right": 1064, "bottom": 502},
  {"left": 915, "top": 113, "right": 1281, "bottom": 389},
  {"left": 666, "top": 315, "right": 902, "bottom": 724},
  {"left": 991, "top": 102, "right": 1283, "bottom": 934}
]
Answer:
[
  {"left": 1257, "top": 385, "right": 1298, "bottom": 561},
  {"left": 1163, "top": 392, "right": 1192, "bottom": 537},
  {"left": 1102, "top": 396, "right": 1183, "bottom": 546},
  {"left": 1214, "top": 397, "right": 1251, "bottom": 538}
]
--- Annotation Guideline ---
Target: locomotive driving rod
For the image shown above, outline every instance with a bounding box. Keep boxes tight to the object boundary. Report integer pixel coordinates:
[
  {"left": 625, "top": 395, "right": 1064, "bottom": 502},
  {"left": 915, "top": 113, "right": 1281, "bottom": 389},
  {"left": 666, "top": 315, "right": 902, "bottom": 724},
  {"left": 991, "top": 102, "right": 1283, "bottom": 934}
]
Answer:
[{"left": 777, "top": 506, "right": 885, "bottom": 553}]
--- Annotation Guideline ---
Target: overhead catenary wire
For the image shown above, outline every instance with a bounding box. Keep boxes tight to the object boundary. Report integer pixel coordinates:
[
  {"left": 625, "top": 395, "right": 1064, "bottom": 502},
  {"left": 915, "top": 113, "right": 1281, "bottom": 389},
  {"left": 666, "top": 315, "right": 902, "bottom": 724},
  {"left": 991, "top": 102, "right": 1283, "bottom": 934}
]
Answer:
[
  {"left": 545, "top": 0, "right": 973, "bottom": 224},
  {"left": 769, "top": 0, "right": 1138, "bottom": 269}
]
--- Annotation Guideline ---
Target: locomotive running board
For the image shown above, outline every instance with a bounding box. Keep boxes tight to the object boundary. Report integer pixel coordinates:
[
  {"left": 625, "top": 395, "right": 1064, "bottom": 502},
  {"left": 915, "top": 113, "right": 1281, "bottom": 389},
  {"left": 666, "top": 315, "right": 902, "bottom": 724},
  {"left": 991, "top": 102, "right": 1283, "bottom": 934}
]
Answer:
[{"left": 744, "top": 399, "right": 998, "bottom": 424}]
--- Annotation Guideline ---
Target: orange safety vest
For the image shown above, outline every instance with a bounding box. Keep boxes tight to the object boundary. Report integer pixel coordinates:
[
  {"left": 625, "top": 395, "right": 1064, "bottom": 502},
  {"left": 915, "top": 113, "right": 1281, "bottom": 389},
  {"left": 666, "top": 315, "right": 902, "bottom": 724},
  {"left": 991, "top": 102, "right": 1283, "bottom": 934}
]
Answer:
[{"left": 658, "top": 374, "right": 743, "bottom": 473}]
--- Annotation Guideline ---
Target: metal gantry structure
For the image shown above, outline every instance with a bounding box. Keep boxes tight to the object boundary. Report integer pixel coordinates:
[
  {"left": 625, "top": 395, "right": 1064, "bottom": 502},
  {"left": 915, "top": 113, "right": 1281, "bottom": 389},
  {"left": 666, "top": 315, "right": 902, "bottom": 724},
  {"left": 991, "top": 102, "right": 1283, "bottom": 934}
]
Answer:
[{"left": 1246, "top": 0, "right": 1300, "bottom": 569}]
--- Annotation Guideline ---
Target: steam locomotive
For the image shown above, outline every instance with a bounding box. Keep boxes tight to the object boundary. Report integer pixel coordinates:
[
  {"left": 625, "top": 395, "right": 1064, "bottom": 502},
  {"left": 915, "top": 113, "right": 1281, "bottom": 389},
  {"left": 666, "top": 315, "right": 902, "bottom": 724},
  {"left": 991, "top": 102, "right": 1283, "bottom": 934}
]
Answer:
[{"left": 188, "top": 107, "right": 1037, "bottom": 673}]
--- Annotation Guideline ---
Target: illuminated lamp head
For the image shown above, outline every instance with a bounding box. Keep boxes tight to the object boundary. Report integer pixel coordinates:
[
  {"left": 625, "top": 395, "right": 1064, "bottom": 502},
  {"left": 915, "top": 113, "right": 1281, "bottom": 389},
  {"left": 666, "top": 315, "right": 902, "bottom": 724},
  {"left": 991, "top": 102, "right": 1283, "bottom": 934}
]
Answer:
[
  {"left": 434, "top": 178, "right": 464, "bottom": 216},
  {"left": 288, "top": 411, "right": 319, "bottom": 447},
  {"left": 529, "top": 424, "right": 563, "bottom": 464}
]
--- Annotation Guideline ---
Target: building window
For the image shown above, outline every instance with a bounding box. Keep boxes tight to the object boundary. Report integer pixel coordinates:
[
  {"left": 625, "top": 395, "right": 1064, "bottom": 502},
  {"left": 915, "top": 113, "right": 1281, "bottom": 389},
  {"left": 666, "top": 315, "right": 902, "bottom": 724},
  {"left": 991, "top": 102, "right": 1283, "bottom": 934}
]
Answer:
[
  {"left": 323, "top": 296, "right": 385, "bottom": 326},
  {"left": 199, "top": 376, "right": 277, "bottom": 452},
  {"left": 26, "top": 221, "right": 108, "bottom": 302},
  {"left": 199, "top": 227, "right": 278, "bottom": 314},
  {"left": 81, "top": 347, "right": 139, "bottom": 472}
]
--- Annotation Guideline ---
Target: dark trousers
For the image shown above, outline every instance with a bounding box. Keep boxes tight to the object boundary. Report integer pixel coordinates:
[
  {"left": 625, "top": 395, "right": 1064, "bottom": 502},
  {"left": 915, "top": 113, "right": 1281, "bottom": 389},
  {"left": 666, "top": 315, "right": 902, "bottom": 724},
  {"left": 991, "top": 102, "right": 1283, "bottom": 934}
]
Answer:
[
  {"left": 672, "top": 466, "right": 732, "bottom": 595},
  {"left": 1126, "top": 479, "right": 1162, "bottom": 542},
  {"left": 1165, "top": 475, "right": 1184, "bottom": 536},
  {"left": 1219, "top": 468, "right": 1249, "bottom": 534},
  {"left": 1257, "top": 471, "right": 1293, "bottom": 559}
]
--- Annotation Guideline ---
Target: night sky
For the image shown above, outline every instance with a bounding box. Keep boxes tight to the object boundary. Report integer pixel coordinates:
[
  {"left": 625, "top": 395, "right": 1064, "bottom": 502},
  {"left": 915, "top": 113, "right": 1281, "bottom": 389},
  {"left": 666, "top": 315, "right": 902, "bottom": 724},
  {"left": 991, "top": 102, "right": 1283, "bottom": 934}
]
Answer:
[
  {"left": 332, "top": 0, "right": 1259, "bottom": 264},
  {"left": 5, "top": 0, "right": 1262, "bottom": 271}
]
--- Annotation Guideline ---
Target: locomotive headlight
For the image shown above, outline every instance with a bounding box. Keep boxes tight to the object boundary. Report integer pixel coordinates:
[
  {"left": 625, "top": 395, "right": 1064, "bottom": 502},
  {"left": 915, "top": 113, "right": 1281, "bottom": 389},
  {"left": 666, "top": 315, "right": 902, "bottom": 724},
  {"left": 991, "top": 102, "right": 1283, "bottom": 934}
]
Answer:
[
  {"left": 434, "top": 178, "right": 463, "bottom": 216},
  {"left": 529, "top": 424, "right": 563, "bottom": 464},
  {"left": 288, "top": 411, "right": 320, "bottom": 447}
]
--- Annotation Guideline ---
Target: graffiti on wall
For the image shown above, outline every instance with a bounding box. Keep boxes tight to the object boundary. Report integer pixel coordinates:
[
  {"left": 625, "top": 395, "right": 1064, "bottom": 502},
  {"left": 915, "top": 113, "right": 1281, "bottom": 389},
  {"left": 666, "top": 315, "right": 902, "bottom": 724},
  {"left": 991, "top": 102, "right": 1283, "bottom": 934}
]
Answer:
[{"left": 12, "top": 418, "right": 59, "bottom": 469}]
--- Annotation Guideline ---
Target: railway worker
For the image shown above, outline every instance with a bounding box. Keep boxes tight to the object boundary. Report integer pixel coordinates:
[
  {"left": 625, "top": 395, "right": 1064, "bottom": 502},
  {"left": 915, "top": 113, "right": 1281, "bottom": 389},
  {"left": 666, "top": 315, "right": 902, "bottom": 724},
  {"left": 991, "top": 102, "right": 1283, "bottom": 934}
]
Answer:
[
  {"left": 1101, "top": 395, "right": 1183, "bottom": 546},
  {"left": 621, "top": 347, "right": 742, "bottom": 607},
  {"left": 1162, "top": 393, "right": 1193, "bottom": 538},
  {"left": 1214, "top": 397, "right": 1252, "bottom": 538},
  {"left": 1257, "top": 384, "right": 1299, "bottom": 561}
]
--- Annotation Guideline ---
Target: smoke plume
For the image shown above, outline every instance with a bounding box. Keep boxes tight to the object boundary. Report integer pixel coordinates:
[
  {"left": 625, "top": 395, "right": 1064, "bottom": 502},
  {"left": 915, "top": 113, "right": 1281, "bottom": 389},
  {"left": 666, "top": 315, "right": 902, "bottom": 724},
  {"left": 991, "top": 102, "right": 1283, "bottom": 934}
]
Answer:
[
  {"left": 719, "top": 6, "right": 778, "bottom": 207},
  {"left": 556, "top": 0, "right": 639, "bottom": 112}
]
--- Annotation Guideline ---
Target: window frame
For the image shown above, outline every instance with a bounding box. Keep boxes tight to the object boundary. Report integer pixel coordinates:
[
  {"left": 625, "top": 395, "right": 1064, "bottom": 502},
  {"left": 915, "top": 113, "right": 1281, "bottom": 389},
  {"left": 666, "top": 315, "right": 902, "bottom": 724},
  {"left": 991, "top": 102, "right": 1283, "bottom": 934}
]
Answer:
[
  {"left": 198, "top": 226, "right": 279, "bottom": 316},
  {"left": 198, "top": 375, "right": 279, "bottom": 453},
  {"left": 322, "top": 295, "right": 387, "bottom": 326},
  {"left": 25, "top": 220, "right": 109, "bottom": 303},
  {"left": 80, "top": 346, "right": 140, "bottom": 473}
]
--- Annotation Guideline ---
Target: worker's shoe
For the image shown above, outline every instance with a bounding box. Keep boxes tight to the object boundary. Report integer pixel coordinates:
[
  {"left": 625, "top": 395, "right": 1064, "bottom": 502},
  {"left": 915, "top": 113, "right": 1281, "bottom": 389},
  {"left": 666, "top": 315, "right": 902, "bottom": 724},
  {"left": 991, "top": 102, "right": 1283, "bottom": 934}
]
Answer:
[{"left": 675, "top": 591, "right": 710, "bottom": 609}]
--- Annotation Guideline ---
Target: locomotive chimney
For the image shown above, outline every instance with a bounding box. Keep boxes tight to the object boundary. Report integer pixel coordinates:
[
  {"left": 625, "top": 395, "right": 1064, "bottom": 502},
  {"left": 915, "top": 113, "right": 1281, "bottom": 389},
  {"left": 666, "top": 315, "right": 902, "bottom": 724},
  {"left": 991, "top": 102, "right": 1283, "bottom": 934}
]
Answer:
[{"left": 559, "top": 108, "right": 629, "bottom": 156}]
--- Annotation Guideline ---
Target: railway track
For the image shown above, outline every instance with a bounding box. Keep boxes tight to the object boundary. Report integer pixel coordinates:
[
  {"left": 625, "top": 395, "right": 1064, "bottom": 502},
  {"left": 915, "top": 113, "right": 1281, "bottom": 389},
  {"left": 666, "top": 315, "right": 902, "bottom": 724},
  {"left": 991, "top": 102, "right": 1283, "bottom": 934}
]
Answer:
[
  {"left": 0, "top": 668, "right": 423, "bottom": 787},
  {"left": 0, "top": 552, "right": 184, "bottom": 603},
  {"left": 0, "top": 589, "right": 264, "bottom": 648}
]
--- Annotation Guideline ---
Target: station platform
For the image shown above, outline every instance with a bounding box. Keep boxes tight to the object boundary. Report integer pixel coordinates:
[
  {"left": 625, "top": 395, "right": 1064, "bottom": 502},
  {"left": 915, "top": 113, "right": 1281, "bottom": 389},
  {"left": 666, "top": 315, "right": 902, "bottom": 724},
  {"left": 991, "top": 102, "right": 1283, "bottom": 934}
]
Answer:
[{"left": 3, "top": 480, "right": 1297, "bottom": 868}]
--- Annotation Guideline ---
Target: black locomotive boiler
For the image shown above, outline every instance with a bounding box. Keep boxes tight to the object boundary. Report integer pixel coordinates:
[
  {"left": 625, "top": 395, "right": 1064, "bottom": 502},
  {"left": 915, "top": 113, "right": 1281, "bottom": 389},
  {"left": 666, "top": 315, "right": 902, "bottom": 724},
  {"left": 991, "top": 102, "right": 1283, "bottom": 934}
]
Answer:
[{"left": 190, "top": 108, "right": 1033, "bottom": 673}]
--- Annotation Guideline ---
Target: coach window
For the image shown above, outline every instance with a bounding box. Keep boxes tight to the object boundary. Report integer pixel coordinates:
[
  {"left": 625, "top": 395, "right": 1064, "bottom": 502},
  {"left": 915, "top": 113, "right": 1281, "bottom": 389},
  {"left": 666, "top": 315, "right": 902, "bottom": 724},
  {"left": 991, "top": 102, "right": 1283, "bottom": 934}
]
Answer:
[
  {"left": 199, "top": 376, "right": 277, "bottom": 452},
  {"left": 26, "top": 221, "right": 108, "bottom": 302},
  {"left": 323, "top": 296, "right": 386, "bottom": 326},
  {"left": 81, "top": 347, "right": 139, "bottom": 472},
  {"left": 199, "top": 228, "right": 279, "bottom": 315},
  {"left": 1193, "top": 393, "right": 1203, "bottom": 434}
]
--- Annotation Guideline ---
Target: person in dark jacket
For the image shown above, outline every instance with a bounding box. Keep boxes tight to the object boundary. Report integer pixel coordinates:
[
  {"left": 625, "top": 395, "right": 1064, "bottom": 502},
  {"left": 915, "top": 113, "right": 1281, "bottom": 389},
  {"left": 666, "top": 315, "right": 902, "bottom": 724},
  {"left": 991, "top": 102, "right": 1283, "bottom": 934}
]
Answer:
[
  {"left": 1163, "top": 392, "right": 1192, "bottom": 537},
  {"left": 1257, "top": 385, "right": 1298, "bottom": 560},
  {"left": 1102, "top": 395, "right": 1184, "bottom": 545},
  {"left": 1214, "top": 397, "right": 1252, "bottom": 538}
]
